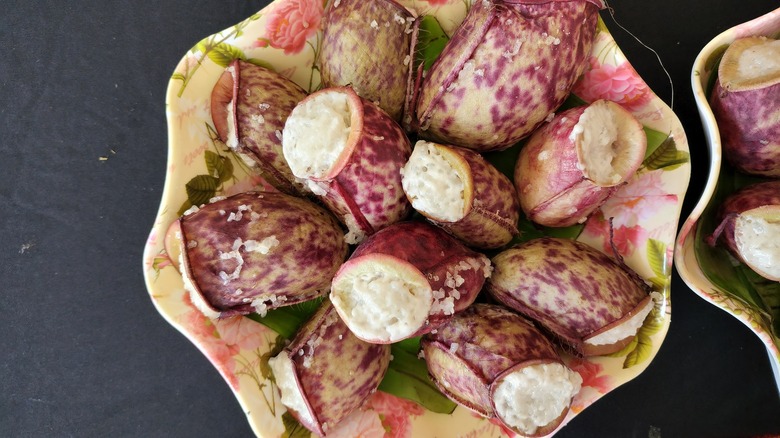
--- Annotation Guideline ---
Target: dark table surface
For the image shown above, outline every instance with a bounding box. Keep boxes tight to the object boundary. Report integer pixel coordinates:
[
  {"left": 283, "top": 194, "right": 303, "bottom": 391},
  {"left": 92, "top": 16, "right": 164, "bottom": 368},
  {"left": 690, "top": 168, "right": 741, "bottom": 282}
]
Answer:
[{"left": 3, "top": 0, "right": 780, "bottom": 437}]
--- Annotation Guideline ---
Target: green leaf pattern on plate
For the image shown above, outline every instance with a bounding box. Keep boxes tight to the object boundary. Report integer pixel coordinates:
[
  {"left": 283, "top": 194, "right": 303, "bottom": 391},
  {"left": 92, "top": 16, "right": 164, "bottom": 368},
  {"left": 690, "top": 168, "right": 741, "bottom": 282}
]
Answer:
[
  {"left": 622, "top": 239, "right": 670, "bottom": 368},
  {"left": 174, "top": 13, "right": 263, "bottom": 97},
  {"left": 643, "top": 134, "right": 690, "bottom": 171},
  {"left": 198, "top": 41, "right": 245, "bottom": 68},
  {"left": 281, "top": 412, "right": 310, "bottom": 438},
  {"left": 205, "top": 150, "right": 234, "bottom": 183},
  {"left": 176, "top": 123, "right": 245, "bottom": 216}
]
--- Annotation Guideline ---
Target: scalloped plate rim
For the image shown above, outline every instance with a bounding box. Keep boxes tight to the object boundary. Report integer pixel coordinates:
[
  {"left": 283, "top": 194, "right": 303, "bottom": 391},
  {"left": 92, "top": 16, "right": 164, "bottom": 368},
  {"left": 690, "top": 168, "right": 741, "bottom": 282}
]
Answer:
[
  {"left": 144, "top": 1, "right": 692, "bottom": 436},
  {"left": 673, "top": 6, "right": 780, "bottom": 394}
]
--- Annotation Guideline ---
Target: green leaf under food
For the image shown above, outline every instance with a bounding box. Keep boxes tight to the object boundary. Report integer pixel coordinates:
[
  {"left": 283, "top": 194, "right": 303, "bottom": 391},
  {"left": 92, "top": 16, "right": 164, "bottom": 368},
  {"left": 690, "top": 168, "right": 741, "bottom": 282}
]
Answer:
[
  {"left": 393, "top": 336, "right": 423, "bottom": 355},
  {"left": 245, "top": 57, "right": 276, "bottom": 71},
  {"left": 483, "top": 142, "right": 523, "bottom": 182},
  {"left": 248, "top": 303, "right": 457, "bottom": 413},
  {"left": 558, "top": 93, "right": 588, "bottom": 112},
  {"left": 415, "top": 15, "right": 450, "bottom": 71},
  {"left": 246, "top": 297, "right": 325, "bottom": 339},
  {"left": 379, "top": 344, "right": 457, "bottom": 414},
  {"left": 545, "top": 224, "right": 586, "bottom": 240},
  {"left": 477, "top": 210, "right": 584, "bottom": 258},
  {"left": 695, "top": 232, "right": 767, "bottom": 311},
  {"left": 515, "top": 217, "right": 584, "bottom": 243},
  {"left": 742, "top": 266, "right": 780, "bottom": 308},
  {"left": 693, "top": 165, "right": 780, "bottom": 339},
  {"left": 733, "top": 262, "right": 780, "bottom": 338}
]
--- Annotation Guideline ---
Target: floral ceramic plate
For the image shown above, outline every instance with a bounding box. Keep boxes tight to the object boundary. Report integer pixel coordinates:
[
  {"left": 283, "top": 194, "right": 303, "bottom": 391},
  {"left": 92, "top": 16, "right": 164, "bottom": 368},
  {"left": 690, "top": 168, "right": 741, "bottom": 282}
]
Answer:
[
  {"left": 674, "top": 6, "right": 780, "bottom": 395},
  {"left": 142, "top": 1, "right": 691, "bottom": 436}
]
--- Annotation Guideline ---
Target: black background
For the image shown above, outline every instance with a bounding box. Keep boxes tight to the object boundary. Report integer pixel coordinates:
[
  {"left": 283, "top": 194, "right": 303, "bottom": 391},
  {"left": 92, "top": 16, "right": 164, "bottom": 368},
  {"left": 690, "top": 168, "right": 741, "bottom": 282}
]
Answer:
[{"left": 2, "top": 0, "right": 780, "bottom": 436}]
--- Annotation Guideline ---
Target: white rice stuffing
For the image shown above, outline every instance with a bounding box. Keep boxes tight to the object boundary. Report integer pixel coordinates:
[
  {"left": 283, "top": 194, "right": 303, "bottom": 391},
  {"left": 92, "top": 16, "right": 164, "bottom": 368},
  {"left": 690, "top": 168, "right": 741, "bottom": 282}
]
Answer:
[
  {"left": 268, "top": 354, "right": 315, "bottom": 427},
  {"left": 331, "top": 268, "right": 432, "bottom": 342},
  {"left": 283, "top": 91, "right": 352, "bottom": 179},
  {"left": 401, "top": 141, "right": 466, "bottom": 222},
  {"left": 493, "top": 363, "right": 582, "bottom": 435}
]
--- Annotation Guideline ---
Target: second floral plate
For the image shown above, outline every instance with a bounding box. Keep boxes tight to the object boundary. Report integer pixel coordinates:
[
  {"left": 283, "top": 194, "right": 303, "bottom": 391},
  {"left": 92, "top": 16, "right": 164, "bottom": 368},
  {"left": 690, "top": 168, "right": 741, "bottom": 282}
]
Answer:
[{"left": 675, "top": 6, "right": 780, "bottom": 394}]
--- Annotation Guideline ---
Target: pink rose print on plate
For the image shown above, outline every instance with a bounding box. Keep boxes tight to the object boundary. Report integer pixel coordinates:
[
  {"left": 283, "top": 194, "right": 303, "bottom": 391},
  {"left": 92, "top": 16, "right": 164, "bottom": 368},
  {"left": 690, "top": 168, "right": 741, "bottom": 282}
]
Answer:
[
  {"left": 487, "top": 417, "right": 516, "bottom": 437},
  {"left": 179, "top": 294, "right": 241, "bottom": 389},
  {"left": 177, "top": 293, "right": 276, "bottom": 390},
  {"left": 467, "top": 412, "right": 514, "bottom": 437},
  {"left": 601, "top": 171, "right": 677, "bottom": 227},
  {"left": 573, "top": 56, "right": 653, "bottom": 111},
  {"left": 145, "top": 228, "right": 173, "bottom": 274},
  {"left": 326, "top": 408, "right": 386, "bottom": 438},
  {"left": 569, "top": 358, "right": 611, "bottom": 394},
  {"left": 583, "top": 170, "right": 678, "bottom": 255},
  {"left": 366, "top": 391, "right": 425, "bottom": 438},
  {"left": 568, "top": 358, "right": 611, "bottom": 414},
  {"left": 147, "top": 252, "right": 173, "bottom": 275},
  {"left": 212, "top": 315, "right": 270, "bottom": 351},
  {"left": 257, "top": 0, "right": 324, "bottom": 55},
  {"left": 583, "top": 211, "right": 649, "bottom": 256}
]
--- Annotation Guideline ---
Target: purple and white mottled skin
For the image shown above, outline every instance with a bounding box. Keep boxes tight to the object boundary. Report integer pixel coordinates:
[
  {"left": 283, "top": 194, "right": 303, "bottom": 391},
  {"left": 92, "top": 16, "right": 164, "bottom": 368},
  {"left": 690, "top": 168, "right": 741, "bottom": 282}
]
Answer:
[
  {"left": 710, "top": 36, "right": 780, "bottom": 178},
  {"left": 330, "top": 221, "right": 492, "bottom": 344},
  {"left": 514, "top": 100, "right": 646, "bottom": 227},
  {"left": 486, "top": 237, "right": 652, "bottom": 356},
  {"left": 283, "top": 87, "right": 412, "bottom": 244},
  {"left": 211, "top": 60, "right": 307, "bottom": 195},
  {"left": 177, "top": 191, "right": 348, "bottom": 318},
  {"left": 422, "top": 303, "right": 581, "bottom": 437},
  {"left": 269, "top": 300, "right": 391, "bottom": 436},
  {"left": 413, "top": 0, "right": 602, "bottom": 152},
  {"left": 401, "top": 141, "right": 520, "bottom": 248},
  {"left": 319, "top": 0, "right": 419, "bottom": 122},
  {"left": 709, "top": 180, "right": 780, "bottom": 281}
]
